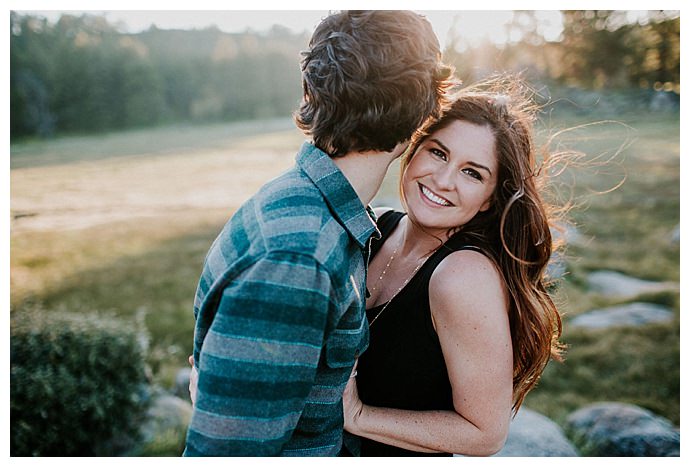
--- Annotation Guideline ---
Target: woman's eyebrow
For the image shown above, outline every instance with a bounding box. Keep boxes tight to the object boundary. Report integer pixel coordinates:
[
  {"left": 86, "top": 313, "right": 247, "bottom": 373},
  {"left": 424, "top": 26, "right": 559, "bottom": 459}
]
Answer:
[
  {"left": 467, "top": 161, "right": 492, "bottom": 176},
  {"left": 429, "top": 138, "right": 450, "bottom": 154}
]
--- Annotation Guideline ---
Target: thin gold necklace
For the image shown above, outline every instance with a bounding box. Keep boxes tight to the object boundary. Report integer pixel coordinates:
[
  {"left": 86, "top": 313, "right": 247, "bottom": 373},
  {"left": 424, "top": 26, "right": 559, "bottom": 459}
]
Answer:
[
  {"left": 368, "top": 233, "right": 439, "bottom": 327},
  {"left": 368, "top": 243, "right": 399, "bottom": 295}
]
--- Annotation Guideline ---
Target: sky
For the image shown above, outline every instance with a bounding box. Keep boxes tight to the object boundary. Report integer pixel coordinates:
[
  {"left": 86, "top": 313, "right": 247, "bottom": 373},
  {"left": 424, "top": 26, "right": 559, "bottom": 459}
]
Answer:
[
  {"left": 9, "top": 2, "right": 671, "bottom": 50},
  {"left": 12, "top": 9, "right": 566, "bottom": 50}
]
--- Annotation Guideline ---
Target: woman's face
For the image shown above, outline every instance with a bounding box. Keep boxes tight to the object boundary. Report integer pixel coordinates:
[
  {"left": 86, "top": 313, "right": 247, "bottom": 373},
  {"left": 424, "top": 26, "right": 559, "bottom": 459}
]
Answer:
[{"left": 403, "top": 119, "right": 498, "bottom": 237}]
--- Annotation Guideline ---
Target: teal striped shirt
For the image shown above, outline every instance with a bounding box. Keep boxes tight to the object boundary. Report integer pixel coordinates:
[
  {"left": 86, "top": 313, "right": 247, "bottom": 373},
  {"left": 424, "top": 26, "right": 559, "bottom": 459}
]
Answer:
[{"left": 184, "top": 142, "right": 376, "bottom": 456}]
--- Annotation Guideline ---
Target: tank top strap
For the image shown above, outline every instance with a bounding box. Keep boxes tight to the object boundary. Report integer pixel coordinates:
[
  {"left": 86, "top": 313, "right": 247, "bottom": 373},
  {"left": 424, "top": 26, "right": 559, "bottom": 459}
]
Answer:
[
  {"left": 420, "top": 230, "right": 489, "bottom": 281},
  {"left": 423, "top": 243, "right": 486, "bottom": 270},
  {"left": 369, "top": 210, "right": 405, "bottom": 263}
]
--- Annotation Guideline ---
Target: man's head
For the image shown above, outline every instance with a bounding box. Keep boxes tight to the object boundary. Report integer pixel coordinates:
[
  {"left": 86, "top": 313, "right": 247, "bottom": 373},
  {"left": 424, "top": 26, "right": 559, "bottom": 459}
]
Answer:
[{"left": 295, "top": 10, "right": 456, "bottom": 157}]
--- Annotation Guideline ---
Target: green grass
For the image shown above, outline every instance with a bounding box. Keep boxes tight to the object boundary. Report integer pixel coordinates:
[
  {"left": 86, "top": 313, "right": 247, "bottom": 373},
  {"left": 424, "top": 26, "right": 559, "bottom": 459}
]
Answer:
[
  {"left": 10, "top": 112, "right": 680, "bottom": 440},
  {"left": 521, "top": 113, "right": 680, "bottom": 426},
  {"left": 527, "top": 320, "right": 680, "bottom": 426}
]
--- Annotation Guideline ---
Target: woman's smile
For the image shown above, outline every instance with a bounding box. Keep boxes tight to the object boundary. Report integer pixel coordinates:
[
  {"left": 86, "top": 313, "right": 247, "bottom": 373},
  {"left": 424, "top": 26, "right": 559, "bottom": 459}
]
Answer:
[{"left": 419, "top": 183, "right": 454, "bottom": 207}]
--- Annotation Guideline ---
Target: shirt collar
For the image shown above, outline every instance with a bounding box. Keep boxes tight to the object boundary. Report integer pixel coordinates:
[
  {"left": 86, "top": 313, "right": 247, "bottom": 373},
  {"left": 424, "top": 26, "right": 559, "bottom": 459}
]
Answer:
[{"left": 296, "top": 141, "right": 380, "bottom": 248}]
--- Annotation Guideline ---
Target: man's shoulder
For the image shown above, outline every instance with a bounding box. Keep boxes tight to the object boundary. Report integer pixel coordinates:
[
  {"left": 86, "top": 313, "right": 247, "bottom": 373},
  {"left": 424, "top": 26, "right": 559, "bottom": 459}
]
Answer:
[
  {"left": 255, "top": 168, "right": 324, "bottom": 212},
  {"left": 244, "top": 169, "right": 352, "bottom": 261}
]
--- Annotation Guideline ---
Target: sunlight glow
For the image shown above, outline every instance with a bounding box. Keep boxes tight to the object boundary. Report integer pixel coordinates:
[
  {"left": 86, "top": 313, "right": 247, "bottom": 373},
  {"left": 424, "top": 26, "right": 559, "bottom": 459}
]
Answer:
[
  {"left": 436, "top": 11, "right": 564, "bottom": 51},
  {"left": 15, "top": 10, "right": 566, "bottom": 51}
]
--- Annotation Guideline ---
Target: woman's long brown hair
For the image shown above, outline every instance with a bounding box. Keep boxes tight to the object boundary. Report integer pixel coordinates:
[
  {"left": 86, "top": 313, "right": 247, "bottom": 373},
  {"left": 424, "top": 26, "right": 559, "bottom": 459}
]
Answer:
[{"left": 401, "top": 76, "right": 566, "bottom": 414}]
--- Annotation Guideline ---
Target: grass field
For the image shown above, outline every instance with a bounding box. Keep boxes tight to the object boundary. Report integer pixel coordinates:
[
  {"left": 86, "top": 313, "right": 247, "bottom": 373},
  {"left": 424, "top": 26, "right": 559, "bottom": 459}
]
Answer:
[{"left": 10, "top": 112, "right": 680, "bottom": 436}]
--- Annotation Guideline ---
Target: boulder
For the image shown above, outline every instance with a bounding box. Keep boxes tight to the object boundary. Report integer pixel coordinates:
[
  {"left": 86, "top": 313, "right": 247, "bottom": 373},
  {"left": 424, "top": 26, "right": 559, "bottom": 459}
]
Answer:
[
  {"left": 569, "top": 302, "right": 674, "bottom": 329},
  {"left": 131, "top": 392, "right": 193, "bottom": 455},
  {"left": 546, "top": 253, "right": 567, "bottom": 281},
  {"left": 552, "top": 223, "right": 586, "bottom": 247},
  {"left": 649, "top": 91, "right": 679, "bottom": 112},
  {"left": 174, "top": 367, "right": 192, "bottom": 400},
  {"left": 587, "top": 270, "right": 678, "bottom": 299},
  {"left": 565, "top": 402, "right": 680, "bottom": 456},
  {"left": 546, "top": 224, "right": 588, "bottom": 281},
  {"left": 493, "top": 408, "right": 579, "bottom": 456}
]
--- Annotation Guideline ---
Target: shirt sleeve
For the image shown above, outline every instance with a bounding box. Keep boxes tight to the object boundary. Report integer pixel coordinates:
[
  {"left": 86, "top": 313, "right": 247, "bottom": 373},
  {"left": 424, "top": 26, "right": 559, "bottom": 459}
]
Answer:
[{"left": 183, "top": 251, "right": 334, "bottom": 456}]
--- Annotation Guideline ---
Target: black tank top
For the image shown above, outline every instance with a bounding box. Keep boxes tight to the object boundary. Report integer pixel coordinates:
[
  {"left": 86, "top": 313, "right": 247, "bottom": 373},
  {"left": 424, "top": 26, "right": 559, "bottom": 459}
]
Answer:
[{"left": 357, "top": 210, "right": 484, "bottom": 457}]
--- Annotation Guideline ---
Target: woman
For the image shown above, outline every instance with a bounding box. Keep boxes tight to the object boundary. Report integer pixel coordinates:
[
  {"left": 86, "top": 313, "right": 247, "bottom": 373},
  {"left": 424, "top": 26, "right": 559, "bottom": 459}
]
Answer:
[{"left": 342, "top": 79, "right": 565, "bottom": 456}]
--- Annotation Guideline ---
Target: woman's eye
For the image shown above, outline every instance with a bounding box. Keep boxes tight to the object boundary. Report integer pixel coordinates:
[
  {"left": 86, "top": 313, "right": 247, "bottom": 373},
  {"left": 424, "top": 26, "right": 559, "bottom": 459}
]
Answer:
[
  {"left": 463, "top": 168, "right": 483, "bottom": 181},
  {"left": 430, "top": 148, "right": 446, "bottom": 160}
]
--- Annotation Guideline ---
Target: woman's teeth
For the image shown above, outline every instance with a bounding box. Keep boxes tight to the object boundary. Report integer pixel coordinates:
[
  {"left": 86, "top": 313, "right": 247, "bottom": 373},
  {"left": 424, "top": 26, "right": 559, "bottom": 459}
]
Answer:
[{"left": 421, "top": 185, "right": 452, "bottom": 206}]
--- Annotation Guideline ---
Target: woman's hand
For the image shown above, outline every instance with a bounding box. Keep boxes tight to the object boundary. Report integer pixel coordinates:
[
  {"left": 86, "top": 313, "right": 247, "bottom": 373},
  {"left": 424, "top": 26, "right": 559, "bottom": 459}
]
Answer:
[
  {"left": 188, "top": 355, "right": 198, "bottom": 407},
  {"left": 343, "top": 361, "right": 364, "bottom": 435}
]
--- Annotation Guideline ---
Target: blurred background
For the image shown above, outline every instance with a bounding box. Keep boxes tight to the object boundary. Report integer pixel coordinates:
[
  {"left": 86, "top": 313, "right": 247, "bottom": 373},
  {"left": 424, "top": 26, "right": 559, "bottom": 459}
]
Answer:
[
  {"left": 9, "top": 10, "right": 680, "bottom": 456},
  {"left": 9, "top": 10, "right": 680, "bottom": 139}
]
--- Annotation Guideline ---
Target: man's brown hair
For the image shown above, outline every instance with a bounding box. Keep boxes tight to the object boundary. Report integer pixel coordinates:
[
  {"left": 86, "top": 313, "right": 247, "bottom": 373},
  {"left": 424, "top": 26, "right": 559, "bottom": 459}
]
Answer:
[{"left": 295, "top": 10, "right": 455, "bottom": 157}]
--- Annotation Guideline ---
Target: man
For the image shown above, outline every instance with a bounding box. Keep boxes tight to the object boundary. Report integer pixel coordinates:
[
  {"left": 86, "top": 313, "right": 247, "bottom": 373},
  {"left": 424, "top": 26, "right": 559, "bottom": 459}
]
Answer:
[{"left": 184, "top": 10, "right": 454, "bottom": 456}]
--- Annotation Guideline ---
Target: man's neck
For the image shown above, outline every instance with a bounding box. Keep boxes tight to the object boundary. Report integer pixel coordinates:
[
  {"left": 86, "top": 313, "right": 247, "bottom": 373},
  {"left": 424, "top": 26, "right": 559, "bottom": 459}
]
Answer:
[{"left": 331, "top": 143, "right": 408, "bottom": 206}]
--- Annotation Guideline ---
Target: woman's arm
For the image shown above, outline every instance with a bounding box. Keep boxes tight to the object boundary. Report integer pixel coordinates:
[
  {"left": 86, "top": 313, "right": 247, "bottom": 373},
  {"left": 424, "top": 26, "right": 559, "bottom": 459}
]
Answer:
[{"left": 344, "top": 250, "right": 513, "bottom": 456}]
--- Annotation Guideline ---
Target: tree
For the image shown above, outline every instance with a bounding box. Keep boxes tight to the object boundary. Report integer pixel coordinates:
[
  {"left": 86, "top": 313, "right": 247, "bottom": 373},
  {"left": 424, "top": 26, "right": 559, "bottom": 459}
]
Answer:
[{"left": 10, "top": 12, "right": 305, "bottom": 139}]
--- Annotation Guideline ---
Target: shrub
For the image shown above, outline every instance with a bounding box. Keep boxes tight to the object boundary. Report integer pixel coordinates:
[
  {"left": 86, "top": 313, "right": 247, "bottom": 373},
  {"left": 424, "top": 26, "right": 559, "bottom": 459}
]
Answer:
[{"left": 10, "top": 309, "right": 151, "bottom": 456}]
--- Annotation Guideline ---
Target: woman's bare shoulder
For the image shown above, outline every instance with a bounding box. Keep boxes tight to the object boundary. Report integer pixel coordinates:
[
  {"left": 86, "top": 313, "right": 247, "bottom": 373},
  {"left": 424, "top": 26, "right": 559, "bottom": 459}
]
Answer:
[
  {"left": 429, "top": 249, "right": 507, "bottom": 320},
  {"left": 432, "top": 248, "right": 502, "bottom": 286}
]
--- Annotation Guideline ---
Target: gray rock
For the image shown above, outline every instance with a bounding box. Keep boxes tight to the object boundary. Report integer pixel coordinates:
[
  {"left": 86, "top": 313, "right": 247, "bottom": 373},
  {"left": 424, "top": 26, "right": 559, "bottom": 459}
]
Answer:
[
  {"left": 546, "top": 224, "right": 589, "bottom": 281},
  {"left": 649, "top": 91, "right": 679, "bottom": 112},
  {"left": 134, "top": 393, "right": 193, "bottom": 454},
  {"left": 587, "top": 270, "right": 678, "bottom": 299},
  {"left": 552, "top": 223, "right": 586, "bottom": 247},
  {"left": 565, "top": 402, "right": 680, "bottom": 456},
  {"left": 569, "top": 302, "right": 674, "bottom": 329},
  {"left": 546, "top": 251, "right": 567, "bottom": 281},
  {"left": 493, "top": 408, "right": 579, "bottom": 457},
  {"left": 174, "top": 367, "right": 192, "bottom": 400}
]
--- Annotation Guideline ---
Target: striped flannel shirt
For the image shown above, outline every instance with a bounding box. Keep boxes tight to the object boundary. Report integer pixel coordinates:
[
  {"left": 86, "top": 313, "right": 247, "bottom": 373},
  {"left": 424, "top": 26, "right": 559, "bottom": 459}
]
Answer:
[{"left": 184, "top": 141, "right": 377, "bottom": 456}]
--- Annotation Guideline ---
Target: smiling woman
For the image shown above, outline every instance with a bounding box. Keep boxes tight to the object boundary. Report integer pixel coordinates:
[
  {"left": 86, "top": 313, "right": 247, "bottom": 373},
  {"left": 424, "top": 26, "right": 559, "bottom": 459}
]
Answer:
[
  {"left": 403, "top": 120, "right": 498, "bottom": 237},
  {"left": 342, "top": 77, "right": 566, "bottom": 456}
]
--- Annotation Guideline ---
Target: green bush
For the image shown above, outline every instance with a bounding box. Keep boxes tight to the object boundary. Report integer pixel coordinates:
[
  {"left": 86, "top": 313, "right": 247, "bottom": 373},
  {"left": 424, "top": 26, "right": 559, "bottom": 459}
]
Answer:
[{"left": 10, "top": 309, "right": 151, "bottom": 456}]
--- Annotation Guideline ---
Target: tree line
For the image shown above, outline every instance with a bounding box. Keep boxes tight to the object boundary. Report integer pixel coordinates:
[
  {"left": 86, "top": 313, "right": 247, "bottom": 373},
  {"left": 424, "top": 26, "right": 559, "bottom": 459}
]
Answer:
[
  {"left": 10, "top": 13, "right": 308, "bottom": 138},
  {"left": 445, "top": 11, "right": 679, "bottom": 91},
  {"left": 10, "top": 11, "right": 680, "bottom": 140}
]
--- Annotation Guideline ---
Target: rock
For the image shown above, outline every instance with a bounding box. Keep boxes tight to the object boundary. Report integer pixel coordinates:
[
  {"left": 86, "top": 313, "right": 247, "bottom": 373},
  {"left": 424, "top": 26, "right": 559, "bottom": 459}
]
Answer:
[
  {"left": 565, "top": 402, "right": 680, "bottom": 456},
  {"left": 552, "top": 223, "right": 585, "bottom": 247},
  {"left": 569, "top": 302, "right": 674, "bottom": 329},
  {"left": 670, "top": 224, "right": 680, "bottom": 244},
  {"left": 132, "top": 392, "right": 193, "bottom": 455},
  {"left": 649, "top": 91, "right": 679, "bottom": 112},
  {"left": 545, "top": 224, "right": 588, "bottom": 281},
  {"left": 142, "top": 393, "right": 192, "bottom": 436},
  {"left": 587, "top": 270, "right": 678, "bottom": 299},
  {"left": 546, "top": 251, "right": 567, "bottom": 281},
  {"left": 174, "top": 367, "right": 192, "bottom": 400},
  {"left": 493, "top": 408, "right": 579, "bottom": 456}
]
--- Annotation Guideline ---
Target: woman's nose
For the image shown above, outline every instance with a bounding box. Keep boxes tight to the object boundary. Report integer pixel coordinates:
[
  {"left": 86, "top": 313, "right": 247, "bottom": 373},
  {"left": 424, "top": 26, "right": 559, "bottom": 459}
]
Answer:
[{"left": 432, "top": 164, "right": 455, "bottom": 190}]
